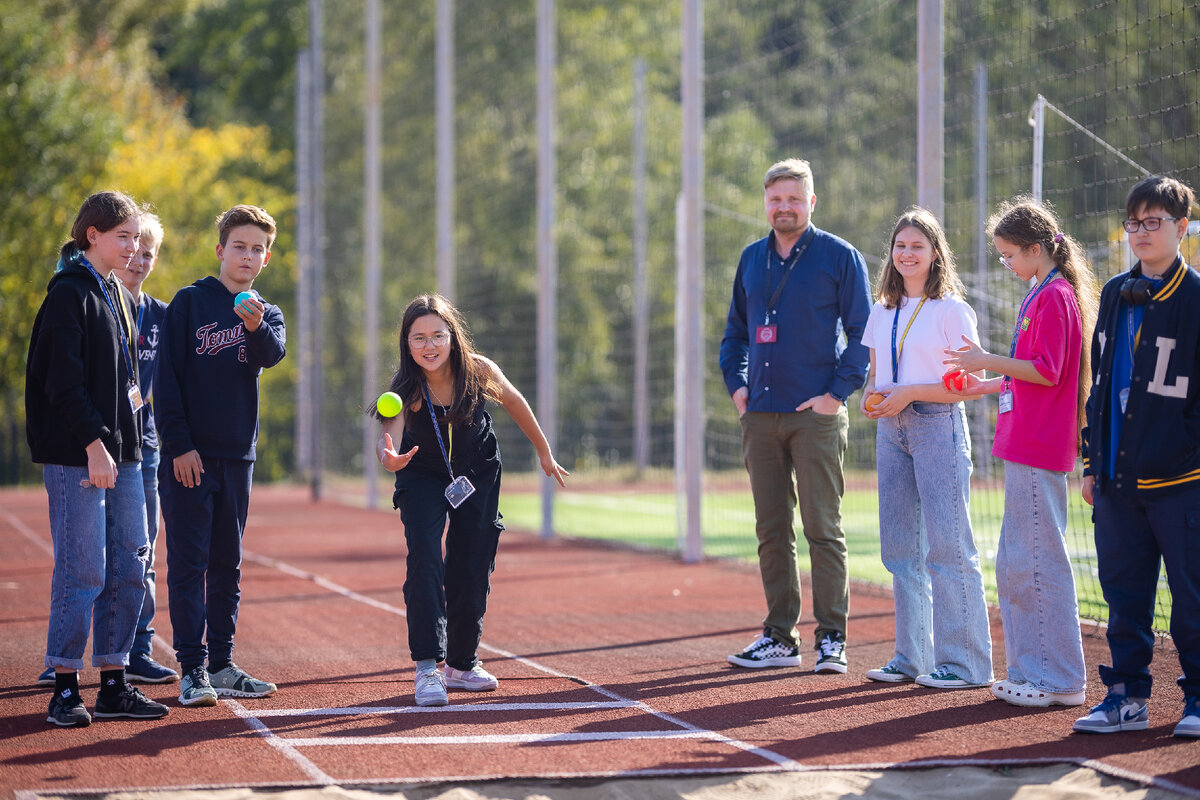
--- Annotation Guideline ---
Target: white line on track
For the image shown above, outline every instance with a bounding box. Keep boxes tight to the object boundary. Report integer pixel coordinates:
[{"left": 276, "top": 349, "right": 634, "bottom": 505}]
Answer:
[
  {"left": 226, "top": 699, "right": 336, "bottom": 785},
  {"left": 0, "top": 506, "right": 53, "bottom": 557},
  {"left": 286, "top": 730, "right": 711, "bottom": 747},
  {"left": 241, "top": 548, "right": 803, "bottom": 771},
  {"left": 252, "top": 700, "right": 636, "bottom": 716}
]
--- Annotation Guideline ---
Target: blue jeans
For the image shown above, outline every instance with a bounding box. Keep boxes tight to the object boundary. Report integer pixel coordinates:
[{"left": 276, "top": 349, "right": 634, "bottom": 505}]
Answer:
[
  {"left": 43, "top": 462, "right": 148, "bottom": 669},
  {"left": 995, "top": 461, "right": 1086, "bottom": 693},
  {"left": 1094, "top": 483, "right": 1200, "bottom": 698},
  {"left": 132, "top": 445, "right": 161, "bottom": 657},
  {"left": 876, "top": 401, "right": 993, "bottom": 683}
]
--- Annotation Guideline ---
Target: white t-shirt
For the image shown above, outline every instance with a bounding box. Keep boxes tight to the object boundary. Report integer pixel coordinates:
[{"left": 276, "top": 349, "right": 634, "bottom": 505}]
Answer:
[{"left": 862, "top": 294, "right": 978, "bottom": 391}]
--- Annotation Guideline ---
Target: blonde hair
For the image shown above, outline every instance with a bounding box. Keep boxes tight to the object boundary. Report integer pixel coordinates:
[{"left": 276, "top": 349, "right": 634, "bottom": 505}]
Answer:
[
  {"left": 139, "top": 210, "right": 164, "bottom": 250},
  {"left": 763, "top": 159, "right": 814, "bottom": 196},
  {"left": 988, "top": 197, "right": 1099, "bottom": 428}
]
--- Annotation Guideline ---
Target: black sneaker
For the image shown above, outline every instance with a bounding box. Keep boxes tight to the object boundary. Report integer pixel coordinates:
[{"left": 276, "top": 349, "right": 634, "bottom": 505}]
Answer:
[
  {"left": 727, "top": 632, "right": 802, "bottom": 668},
  {"left": 93, "top": 685, "right": 169, "bottom": 720},
  {"left": 47, "top": 689, "right": 91, "bottom": 727},
  {"left": 814, "top": 632, "right": 848, "bottom": 674}
]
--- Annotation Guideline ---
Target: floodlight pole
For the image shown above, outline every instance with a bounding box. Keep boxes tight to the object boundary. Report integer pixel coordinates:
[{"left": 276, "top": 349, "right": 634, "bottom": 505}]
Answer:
[
  {"left": 436, "top": 0, "right": 455, "bottom": 300},
  {"left": 536, "top": 0, "right": 558, "bottom": 540},
  {"left": 1030, "top": 94, "right": 1045, "bottom": 202},
  {"left": 363, "top": 0, "right": 382, "bottom": 509},
  {"left": 633, "top": 58, "right": 649, "bottom": 475},
  {"left": 916, "top": 0, "right": 944, "bottom": 219}
]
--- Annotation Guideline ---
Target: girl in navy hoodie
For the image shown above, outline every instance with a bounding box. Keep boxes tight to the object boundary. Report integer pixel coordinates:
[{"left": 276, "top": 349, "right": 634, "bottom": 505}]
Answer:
[{"left": 26, "top": 191, "right": 169, "bottom": 727}]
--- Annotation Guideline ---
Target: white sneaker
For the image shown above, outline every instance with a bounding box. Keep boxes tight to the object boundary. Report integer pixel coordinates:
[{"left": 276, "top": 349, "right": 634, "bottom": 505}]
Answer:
[
  {"left": 414, "top": 667, "right": 448, "bottom": 706},
  {"left": 444, "top": 663, "right": 499, "bottom": 691}
]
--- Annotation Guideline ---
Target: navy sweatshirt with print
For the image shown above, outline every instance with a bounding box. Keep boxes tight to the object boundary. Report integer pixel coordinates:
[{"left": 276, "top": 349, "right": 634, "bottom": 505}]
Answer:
[{"left": 154, "top": 276, "right": 286, "bottom": 462}]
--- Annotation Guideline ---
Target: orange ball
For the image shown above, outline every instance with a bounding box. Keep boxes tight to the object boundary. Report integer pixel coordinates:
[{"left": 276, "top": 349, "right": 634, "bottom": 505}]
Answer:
[{"left": 865, "top": 392, "right": 887, "bottom": 412}]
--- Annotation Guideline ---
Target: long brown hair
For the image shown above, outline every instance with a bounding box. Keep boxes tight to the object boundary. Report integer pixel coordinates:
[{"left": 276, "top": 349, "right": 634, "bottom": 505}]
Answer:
[
  {"left": 371, "top": 294, "right": 497, "bottom": 426},
  {"left": 876, "top": 207, "right": 964, "bottom": 309},
  {"left": 988, "top": 197, "right": 1099, "bottom": 428}
]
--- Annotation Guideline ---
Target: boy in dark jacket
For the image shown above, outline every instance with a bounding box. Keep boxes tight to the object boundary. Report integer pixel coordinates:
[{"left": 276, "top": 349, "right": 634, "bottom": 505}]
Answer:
[
  {"left": 1074, "top": 175, "right": 1200, "bottom": 739},
  {"left": 155, "top": 205, "right": 286, "bottom": 707}
]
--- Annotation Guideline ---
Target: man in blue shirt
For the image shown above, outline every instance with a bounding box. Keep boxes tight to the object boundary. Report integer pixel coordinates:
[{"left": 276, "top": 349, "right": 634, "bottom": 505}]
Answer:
[{"left": 719, "top": 159, "right": 871, "bottom": 674}]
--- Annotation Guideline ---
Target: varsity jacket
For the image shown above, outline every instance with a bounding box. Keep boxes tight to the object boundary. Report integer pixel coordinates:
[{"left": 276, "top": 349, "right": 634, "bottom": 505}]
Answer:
[
  {"left": 1082, "top": 256, "right": 1200, "bottom": 495},
  {"left": 154, "top": 276, "right": 286, "bottom": 462}
]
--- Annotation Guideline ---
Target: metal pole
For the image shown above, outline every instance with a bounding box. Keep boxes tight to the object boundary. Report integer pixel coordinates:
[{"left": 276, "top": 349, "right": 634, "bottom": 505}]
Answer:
[
  {"left": 1030, "top": 94, "right": 1045, "bottom": 202},
  {"left": 973, "top": 62, "right": 991, "bottom": 478},
  {"left": 916, "top": 0, "right": 944, "bottom": 220},
  {"left": 363, "top": 0, "right": 382, "bottom": 509},
  {"left": 295, "top": 48, "right": 313, "bottom": 484},
  {"left": 309, "top": 0, "right": 325, "bottom": 500},
  {"left": 679, "top": 0, "right": 704, "bottom": 563},
  {"left": 436, "top": 0, "right": 455, "bottom": 301},
  {"left": 632, "top": 58, "right": 649, "bottom": 475},
  {"left": 536, "top": 0, "right": 557, "bottom": 540}
]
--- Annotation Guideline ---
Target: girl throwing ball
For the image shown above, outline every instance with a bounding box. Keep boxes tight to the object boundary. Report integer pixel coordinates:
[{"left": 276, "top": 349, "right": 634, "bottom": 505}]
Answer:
[
  {"left": 944, "top": 198, "right": 1098, "bottom": 708},
  {"left": 373, "top": 294, "right": 568, "bottom": 707}
]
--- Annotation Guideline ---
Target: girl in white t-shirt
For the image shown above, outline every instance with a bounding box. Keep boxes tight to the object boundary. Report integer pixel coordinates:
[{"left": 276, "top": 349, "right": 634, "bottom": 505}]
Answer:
[{"left": 860, "top": 207, "right": 993, "bottom": 689}]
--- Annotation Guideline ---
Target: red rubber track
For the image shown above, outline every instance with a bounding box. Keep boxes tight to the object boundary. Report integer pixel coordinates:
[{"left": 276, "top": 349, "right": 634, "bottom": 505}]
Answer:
[{"left": 0, "top": 486, "right": 1196, "bottom": 798}]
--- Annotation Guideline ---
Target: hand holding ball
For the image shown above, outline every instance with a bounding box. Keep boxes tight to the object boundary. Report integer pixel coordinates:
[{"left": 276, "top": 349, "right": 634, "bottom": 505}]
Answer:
[
  {"left": 865, "top": 392, "right": 887, "bottom": 412},
  {"left": 376, "top": 391, "right": 403, "bottom": 418},
  {"left": 942, "top": 370, "right": 965, "bottom": 391},
  {"left": 235, "top": 291, "right": 256, "bottom": 314}
]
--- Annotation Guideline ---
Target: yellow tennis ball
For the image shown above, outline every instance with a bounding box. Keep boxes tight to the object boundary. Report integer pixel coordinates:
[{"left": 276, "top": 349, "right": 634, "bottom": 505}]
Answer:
[{"left": 376, "top": 391, "right": 403, "bottom": 418}]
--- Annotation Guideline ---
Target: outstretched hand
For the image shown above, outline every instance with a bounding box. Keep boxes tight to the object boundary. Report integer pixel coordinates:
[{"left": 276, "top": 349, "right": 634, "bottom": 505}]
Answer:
[
  {"left": 943, "top": 335, "right": 990, "bottom": 374},
  {"left": 378, "top": 433, "right": 418, "bottom": 473},
  {"left": 540, "top": 452, "right": 570, "bottom": 488}
]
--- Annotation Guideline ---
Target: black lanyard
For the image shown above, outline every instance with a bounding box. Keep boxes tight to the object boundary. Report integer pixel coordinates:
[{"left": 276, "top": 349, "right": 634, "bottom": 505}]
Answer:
[{"left": 763, "top": 227, "right": 815, "bottom": 322}]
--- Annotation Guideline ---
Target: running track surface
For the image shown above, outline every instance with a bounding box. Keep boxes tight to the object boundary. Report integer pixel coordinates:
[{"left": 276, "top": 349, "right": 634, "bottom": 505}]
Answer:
[{"left": 0, "top": 485, "right": 1196, "bottom": 799}]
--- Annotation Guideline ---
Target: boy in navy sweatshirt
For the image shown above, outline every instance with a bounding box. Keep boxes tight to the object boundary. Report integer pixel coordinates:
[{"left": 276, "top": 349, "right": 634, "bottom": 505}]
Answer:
[
  {"left": 1073, "top": 175, "right": 1200, "bottom": 739},
  {"left": 155, "top": 205, "right": 286, "bottom": 707}
]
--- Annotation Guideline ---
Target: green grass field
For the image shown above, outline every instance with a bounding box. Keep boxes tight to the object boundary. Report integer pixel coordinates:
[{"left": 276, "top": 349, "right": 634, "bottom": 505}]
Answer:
[{"left": 500, "top": 475, "right": 1173, "bottom": 633}]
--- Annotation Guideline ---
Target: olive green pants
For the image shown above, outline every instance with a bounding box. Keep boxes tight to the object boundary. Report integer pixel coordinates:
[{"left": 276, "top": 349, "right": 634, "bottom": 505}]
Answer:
[{"left": 740, "top": 408, "right": 849, "bottom": 649}]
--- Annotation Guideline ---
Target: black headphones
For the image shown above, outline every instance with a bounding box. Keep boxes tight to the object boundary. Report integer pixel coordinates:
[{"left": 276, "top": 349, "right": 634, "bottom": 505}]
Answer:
[{"left": 1120, "top": 276, "right": 1154, "bottom": 305}]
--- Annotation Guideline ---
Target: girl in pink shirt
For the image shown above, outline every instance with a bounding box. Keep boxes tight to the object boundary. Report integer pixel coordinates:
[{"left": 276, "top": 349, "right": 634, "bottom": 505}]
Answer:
[{"left": 944, "top": 199, "right": 1099, "bottom": 708}]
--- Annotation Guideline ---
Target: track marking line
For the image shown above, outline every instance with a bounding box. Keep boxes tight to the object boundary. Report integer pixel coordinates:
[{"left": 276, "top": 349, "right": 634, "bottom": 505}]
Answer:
[
  {"left": 225, "top": 699, "right": 337, "bottom": 785},
  {"left": 285, "top": 730, "right": 711, "bottom": 746},
  {"left": 242, "top": 548, "right": 803, "bottom": 771},
  {"left": 0, "top": 507, "right": 53, "bottom": 557},
  {"left": 252, "top": 700, "right": 637, "bottom": 716}
]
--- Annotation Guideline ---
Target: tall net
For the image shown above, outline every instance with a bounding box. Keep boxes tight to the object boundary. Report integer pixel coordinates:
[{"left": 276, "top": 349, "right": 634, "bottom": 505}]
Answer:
[{"left": 310, "top": 0, "right": 1199, "bottom": 632}]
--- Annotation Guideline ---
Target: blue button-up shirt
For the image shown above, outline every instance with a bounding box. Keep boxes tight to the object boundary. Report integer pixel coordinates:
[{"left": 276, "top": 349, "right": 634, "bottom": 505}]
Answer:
[{"left": 719, "top": 225, "right": 872, "bottom": 411}]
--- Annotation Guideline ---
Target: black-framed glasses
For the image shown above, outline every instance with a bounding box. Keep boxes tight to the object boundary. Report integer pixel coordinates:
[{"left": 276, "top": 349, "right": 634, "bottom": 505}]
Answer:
[
  {"left": 409, "top": 331, "right": 450, "bottom": 349},
  {"left": 1123, "top": 216, "right": 1178, "bottom": 233}
]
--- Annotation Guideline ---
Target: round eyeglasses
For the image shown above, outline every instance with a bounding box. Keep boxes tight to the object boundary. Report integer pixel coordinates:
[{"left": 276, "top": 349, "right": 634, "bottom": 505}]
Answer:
[{"left": 409, "top": 332, "right": 450, "bottom": 349}]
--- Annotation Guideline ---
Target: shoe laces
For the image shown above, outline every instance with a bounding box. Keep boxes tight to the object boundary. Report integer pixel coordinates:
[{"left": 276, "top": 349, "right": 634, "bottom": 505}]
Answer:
[
  {"left": 1093, "top": 690, "right": 1129, "bottom": 714},
  {"left": 417, "top": 669, "right": 444, "bottom": 691},
  {"left": 818, "top": 636, "right": 843, "bottom": 658},
  {"left": 187, "top": 665, "right": 210, "bottom": 686}
]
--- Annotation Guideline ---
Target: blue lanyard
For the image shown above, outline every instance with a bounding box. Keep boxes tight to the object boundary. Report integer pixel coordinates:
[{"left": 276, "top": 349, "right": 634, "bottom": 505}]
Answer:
[
  {"left": 81, "top": 257, "right": 136, "bottom": 382},
  {"left": 422, "top": 382, "right": 456, "bottom": 479},
  {"left": 136, "top": 295, "right": 145, "bottom": 337},
  {"left": 890, "top": 296, "right": 926, "bottom": 383},
  {"left": 1004, "top": 268, "right": 1058, "bottom": 381}
]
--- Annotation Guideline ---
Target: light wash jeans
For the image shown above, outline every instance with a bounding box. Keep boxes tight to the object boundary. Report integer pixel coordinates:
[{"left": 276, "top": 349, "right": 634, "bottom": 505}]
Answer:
[
  {"left": 44, "top": 462, "right": 148, "bottom": 669},
  {"left": 132, "top": 445, "right": 161, "bottom": 657},
  {"left": 876, "top": 401, "right": 993, "bottom": 683},
  {"left": 995, "top": 460, "right": 1086, "bottom": 694}
]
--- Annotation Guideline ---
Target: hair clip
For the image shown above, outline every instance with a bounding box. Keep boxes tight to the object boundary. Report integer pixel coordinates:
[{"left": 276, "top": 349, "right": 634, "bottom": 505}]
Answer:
[{"left": 1053, "top": 232, "right": 1064, "bottom": 243}]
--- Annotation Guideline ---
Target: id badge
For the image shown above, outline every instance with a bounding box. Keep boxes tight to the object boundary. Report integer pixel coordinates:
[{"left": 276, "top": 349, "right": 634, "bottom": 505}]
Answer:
[
  {"left": 1119, "top": 387, "right": 1130, "bottom": 414},
  {"left": 128, "top": 383, "right": 145, "bottom": 414},
  {"left": 445, "top": 475, "right": 476, "bottom": 508},
  {"left": 998, "top": 388, "right": 1014, "bottom": 414},
  {"left": 755, "top": 325, "right": 778, "bottom": 344}
]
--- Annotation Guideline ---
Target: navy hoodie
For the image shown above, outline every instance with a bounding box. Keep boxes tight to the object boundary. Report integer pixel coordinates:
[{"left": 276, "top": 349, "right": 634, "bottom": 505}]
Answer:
[
  {"left": 26, "top": 248, "right": 142, "bottom": 466},
  {"left": 154, "top": 276, "right": 286, "bottom": 462}
]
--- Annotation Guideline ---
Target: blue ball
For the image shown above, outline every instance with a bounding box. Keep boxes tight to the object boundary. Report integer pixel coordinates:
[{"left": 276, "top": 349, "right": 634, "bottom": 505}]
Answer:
[{"left": 235, "top": 291, "right": 255, "bottom": 312}]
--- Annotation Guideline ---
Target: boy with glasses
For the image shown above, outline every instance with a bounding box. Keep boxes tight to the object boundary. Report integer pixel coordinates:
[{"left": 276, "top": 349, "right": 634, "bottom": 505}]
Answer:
[{"left": 1074, "top": 175, "right": 1200, "bottom": 738}]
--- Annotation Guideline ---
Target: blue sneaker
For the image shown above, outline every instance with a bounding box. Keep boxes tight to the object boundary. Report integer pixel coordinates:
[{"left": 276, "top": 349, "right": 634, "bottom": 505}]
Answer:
[
  {"left": 1174, "top": 695, "right": 1200, "bottom": 739},
  {"left": 126, "top": 653, "right": 179, "bottom": 684},
  {"left": 37, "top": 667, "right": 55, "bottom": 687},
  {"left": 1073, "top": 690, "right": 1149, "bottom": 733}
]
